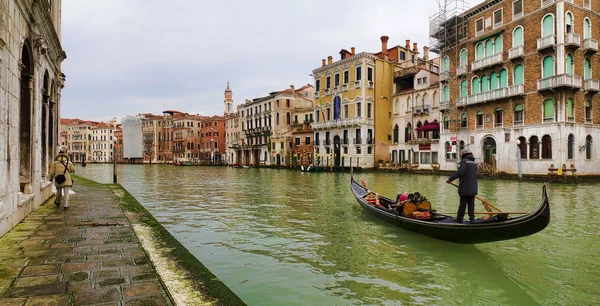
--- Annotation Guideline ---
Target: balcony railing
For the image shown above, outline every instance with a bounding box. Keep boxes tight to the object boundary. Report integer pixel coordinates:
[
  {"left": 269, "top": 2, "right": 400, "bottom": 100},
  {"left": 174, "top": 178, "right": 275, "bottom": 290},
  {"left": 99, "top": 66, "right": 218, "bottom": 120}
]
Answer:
[
  {"left": 537, "top": 35, "right": 555, "bottom": 50},
  {"left": 456, "top": 97, "right": 467, "bottom": 107},
  {"left": 537, "top": 74, "right": 582, "bottom": 91},
  {"left": 366, "top": 139, "right": 374, "bottom": 145},
  {"left": 315, "top": 140, "right": 320, "bottom": 146},
  {"left": 314, "top": 91, "right": 320, "bottom": 98},
  {"left": 508, "top": 45, "right": 524, "bottom": 59},
  {"left": 586, "top": 118, "right": 592, "bottom": 124},
  {"left": 584, "top": 79, "right": 600, "bottom": 92},
  {"left": 367, "top": 81, "right": 374, "bottom": 89},
  {"left": 458, "top": 85, "right": 524, "bottom": 106},
  {"left": 565, "top": 33, "right": 581, "bottom": 48},
  {"left": 508, "top": 84, "right": 525, "bottom": 96},
  {"left": 543, "top": 117, "right": 556, "bottom": 123},
  {"left": 354, "top": 80, "right": 362, "bottom": 88},
  {"left": 342, "top": 138, "right": 349, "bottom": 145},
  {"left": 439, "top": 71, "right": 450, "bottom": 81},
  {"left": 584, "top": 38, "right": 598, "bottom": 53},
  {"left": 456, "top": 66, "right": 467, "bottom": 76},
  {"left": 472, "top": 53, "right": 503, "bottom": 71},
  {"left": 342, "top": 83, "right": 348, "bottom": 91},
  {"left": 413, "top": 104, "right": 431, "bottom": 114},
  {"left": 353, "top": 138, "right": 362, "bottom": 145},
  {"left": 542, "top": 0, "right": 555, "bottom": 7},
  {"left": 311, "top": 117, "right": 374, "bottom": 129},
  {"left": 439, "top": 101, "right": 451, "bottom": 110},
  {"left": 325, "top": 140, "right": 331, "bottom": 146},
  {"left": 567, "top": 117, "right": 575, "bottom": 123}
]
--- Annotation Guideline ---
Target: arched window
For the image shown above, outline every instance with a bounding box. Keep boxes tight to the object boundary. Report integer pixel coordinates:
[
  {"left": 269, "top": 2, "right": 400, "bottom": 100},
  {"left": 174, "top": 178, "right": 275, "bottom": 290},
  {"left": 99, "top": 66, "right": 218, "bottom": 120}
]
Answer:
[
  {"left": 518, "top": 136, "right": 527, "bottom": 159},
  {"left": 432, "top": 91, "right": 438, "bottom": 107},
  {"left": 541, "top": 135, "right": 552, "bottom": 159},
  {"left": 286, "top": 112, "right": 291, "bottom": 124},
  {"left": 443, "top": 56, "right": 450, "bottom": 72},
  {"left": 276, "top": 113, "right": 280, "bottom": 125},
  {"left": 542, "top": 14, "right": 554, "bottom": 37},
  {"left": 460, "top": 113, "right": 468, "bottom": 128},
  {"left": 494, "top": 35, "right": 503, "bottom": 54},
  {"left": 513, "top": 26, "right": 524, "bottom": 47},
  {"left": 394, "top": 99, "right": 400, "bottom": 113},
  {"left": 443, "top": 116, "right": 450, "bottom": 130},
  {"left": 472, "top": 77, "right": 480, "bottom": 94},
  {"left": 415, "top": 94, "right": 421, "bottom": 108},
  {"left": 568, "top": 134, "right": 575, "bottom": 159},
  {"left": 514, "top": 64, "right": 524, "bottom": 85},
  {"left": 543, "top": 56, "right": 555, "bottom": 78},
  {"left": 407, "top": 97, "right": 411, "bottom": 111},
  {"left": 586, "top": 135, "right": 592, "bottom": 159},
  {"left": 443, "top": 86, "right": 449, "bottom": 102},
  {"left": 584, "top": 58, "right": 592, "bottom": 80},
  {"left": 500, "top": 69, "right": 508, "bottom": 88},
  {"left": 481, "top": 74, "right": 489, "bottom": 92},
  {"left": 422, "top": 93, "right": 428, "bottom": 107},
  {"left": 405, "top": 123, "right": 412, "bottom": 142},
  {"left": 460, "top": 80, "right": 468, "bottom": 97},
  {"left": 416, "top": 121, "right": 423, "bottom": 138},
  {"left": 566, "top": 54, "right": 574, "bottom": 75},
  {"left": 543, "top": 99, "right": 555, "bottom": 122},
  {"left": 393, "top": 124, "right": 399, "bottom": 143},
  {"left": 476, "top": 110, "right": 484, "bottom": 128},
  {"left": 584, "top": 18, "right": 592, "bottom": 39},
  {"left": 452, "top": 141, "right": 458, "bottom": 159},
  {"left": 495, "top": 107, "right": 503, "bottom": 127},
  {"left": 476, "top": 43, "right": 484, "bottom": 60},
  {"left": 485, "top": 39, "right": 493, "bottom": 57},
  {"left": 445, "top": 141, "right": 452, "bottom": 159},
  {"left": 432, "top": 119, "right": 440, "bottom": 139},
  {"left": 585, "top": 100, "right": 592, "bottom": 123},
  {"left": 567, "top": 98, "right": 574, "bottom": 121},
  {"left": 490, "top": 72, "right": 499, "bottom": 90},
  {"left": 566, "top": 12, "right": 574, "bottom": 34},
  {"left": 460, "top": 49, "right": 468, "bottom": 67},
  {"left": 514, "top": 103, "right": 524, "bottom": 125},
  {"left": 530, "top": 136, "right": 539, "bottom": 159}
]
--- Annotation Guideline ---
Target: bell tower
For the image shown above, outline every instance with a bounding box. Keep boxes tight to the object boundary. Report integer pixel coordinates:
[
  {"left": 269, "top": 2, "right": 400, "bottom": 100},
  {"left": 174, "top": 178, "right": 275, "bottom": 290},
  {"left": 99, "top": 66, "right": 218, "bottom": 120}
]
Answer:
[{"left": 224, "top": 82, "right": 233, "bottom": 115}]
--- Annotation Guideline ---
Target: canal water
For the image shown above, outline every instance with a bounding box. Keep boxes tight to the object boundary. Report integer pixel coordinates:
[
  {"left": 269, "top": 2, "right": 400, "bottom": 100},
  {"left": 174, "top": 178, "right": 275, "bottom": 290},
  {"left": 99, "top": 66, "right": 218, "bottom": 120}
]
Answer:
[{"left": 78, "top": 164, "right": 599, "bottom": 305}]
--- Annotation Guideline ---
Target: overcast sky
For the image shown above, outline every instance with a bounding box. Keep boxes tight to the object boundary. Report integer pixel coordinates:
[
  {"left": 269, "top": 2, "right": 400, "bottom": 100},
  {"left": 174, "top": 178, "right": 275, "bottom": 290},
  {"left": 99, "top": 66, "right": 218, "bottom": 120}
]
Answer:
[{"left": 60, "top": 0, "right": 477, "bottom": 122}]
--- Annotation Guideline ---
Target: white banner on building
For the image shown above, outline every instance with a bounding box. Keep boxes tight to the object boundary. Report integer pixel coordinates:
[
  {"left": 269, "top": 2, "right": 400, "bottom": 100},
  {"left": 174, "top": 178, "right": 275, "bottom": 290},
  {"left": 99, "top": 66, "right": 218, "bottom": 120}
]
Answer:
[{"left": 121, "top": 115, "right": 143, "bottom": 158}]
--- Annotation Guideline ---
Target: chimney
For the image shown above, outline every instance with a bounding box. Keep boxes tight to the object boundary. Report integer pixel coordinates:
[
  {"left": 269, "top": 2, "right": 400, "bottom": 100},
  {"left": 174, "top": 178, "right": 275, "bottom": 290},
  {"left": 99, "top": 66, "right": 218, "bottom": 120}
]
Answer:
[
  {"left": 380, "top": 36, "right": 389, "bottom": 60},
  {"left": 322, "top": 59, "right": 326, "bottom": 67},
  {"left": 405, "top": 39, "right": 410, "bottom": 49},
  {"left": 423, "top": 46, "right": 429, "bottom": 60},
  {"left": 327, "top": 55, "right": 333, "bottom": 65},
  {"left": 290, "top": 85, "right": 295, "bottom": 91},
  {"left": 351, "top": 47, "right": 355, "bottom": 55},
  {"left": 413, "top": 43, "right": 418, "bottom": 52}
]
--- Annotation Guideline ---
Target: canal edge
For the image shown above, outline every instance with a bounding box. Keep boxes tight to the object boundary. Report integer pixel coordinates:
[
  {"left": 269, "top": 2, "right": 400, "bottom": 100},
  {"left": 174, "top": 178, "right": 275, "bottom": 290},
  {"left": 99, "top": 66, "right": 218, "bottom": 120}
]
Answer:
[{"left": 70, "top": 176, "right": 246, "bottom": 306}]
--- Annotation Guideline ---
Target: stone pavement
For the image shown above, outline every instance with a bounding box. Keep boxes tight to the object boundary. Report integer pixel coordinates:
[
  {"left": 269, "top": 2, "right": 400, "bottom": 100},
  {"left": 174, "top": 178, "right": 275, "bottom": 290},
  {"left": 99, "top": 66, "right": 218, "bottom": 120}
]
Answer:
[{"left": 0, "top": 183, "right": 173, "bottom": 306}]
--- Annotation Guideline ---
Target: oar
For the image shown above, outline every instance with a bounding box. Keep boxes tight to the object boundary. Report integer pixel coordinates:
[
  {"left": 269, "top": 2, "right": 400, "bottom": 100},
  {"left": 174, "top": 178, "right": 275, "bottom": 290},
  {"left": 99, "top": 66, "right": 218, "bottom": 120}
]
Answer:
[
  {"left": 447, "top": 182, "right": 503, "bottom": 212},
  {"left": 436, "top": 212, "right": 527, "bottom": 215}
]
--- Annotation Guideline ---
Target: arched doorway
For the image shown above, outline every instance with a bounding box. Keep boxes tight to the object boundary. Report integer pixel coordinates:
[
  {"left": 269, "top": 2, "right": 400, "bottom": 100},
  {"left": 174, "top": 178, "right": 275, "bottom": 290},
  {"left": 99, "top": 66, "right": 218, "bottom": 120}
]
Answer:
[
  {"left": 482, "top": 136, "right": 497, "bottom": 164},
  {"left": 20, "top": 41, "right": 34, "bottom": 193},
  {"left": 41, "top": 71, "right": 50, "bottom": 174},
  {"left": 333, "top": 135, "right": 341, "bottom": 167}
]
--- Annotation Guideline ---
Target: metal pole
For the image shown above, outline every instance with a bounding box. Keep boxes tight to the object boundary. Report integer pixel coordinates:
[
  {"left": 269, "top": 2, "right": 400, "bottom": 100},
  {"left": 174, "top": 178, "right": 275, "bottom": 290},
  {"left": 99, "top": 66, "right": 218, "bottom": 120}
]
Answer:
[
  {"left": 113, "top": 141, "right": 117, "bottom": 183},
  {"left": 517, "top": 145, "right": 522, "bottom": 179}
]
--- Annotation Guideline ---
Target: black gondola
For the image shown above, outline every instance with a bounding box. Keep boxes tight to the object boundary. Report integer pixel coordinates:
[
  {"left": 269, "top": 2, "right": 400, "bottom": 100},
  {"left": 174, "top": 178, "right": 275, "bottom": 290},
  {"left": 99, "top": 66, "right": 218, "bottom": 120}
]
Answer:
[{"left": 350, "top": 176, "right": 550, "bottom": 244}]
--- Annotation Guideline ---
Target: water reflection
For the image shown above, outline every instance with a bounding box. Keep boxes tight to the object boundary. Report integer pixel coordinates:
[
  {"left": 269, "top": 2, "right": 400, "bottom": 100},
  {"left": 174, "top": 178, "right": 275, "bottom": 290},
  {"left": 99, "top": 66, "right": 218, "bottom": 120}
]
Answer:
[{"left": 77, "top": 164, "right": 600, "bottom": 305}]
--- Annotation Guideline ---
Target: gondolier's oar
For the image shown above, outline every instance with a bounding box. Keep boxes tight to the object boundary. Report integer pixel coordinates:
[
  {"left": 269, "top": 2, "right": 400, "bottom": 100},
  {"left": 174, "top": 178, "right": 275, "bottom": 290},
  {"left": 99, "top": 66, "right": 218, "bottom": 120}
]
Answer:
[
  {"left": 448, "top": 182, "right": 503, "bottom": 212},
  {"left": 436, "top": 212, "right": 527, "bottom": 215}
]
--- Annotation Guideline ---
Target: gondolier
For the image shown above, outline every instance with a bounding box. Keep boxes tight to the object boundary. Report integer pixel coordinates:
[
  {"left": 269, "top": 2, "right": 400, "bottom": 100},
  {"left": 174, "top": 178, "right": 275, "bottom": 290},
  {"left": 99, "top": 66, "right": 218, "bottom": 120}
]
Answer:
[{"left": 446, "top": 149, "right": 478, "bottom": 223}]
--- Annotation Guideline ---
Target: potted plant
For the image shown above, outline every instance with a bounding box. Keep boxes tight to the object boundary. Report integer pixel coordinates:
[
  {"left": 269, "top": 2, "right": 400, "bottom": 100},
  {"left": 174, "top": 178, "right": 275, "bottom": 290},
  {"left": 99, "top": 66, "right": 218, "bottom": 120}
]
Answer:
[{"left": 378, "top": 159, "right": 383, "bottom": 168}]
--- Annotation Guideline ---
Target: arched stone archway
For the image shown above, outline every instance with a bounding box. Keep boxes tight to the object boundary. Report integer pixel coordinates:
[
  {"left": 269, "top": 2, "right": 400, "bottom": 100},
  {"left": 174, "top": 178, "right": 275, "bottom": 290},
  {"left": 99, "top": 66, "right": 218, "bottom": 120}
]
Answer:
[
  {"left": 19, "top": 41, "right": 34, "bottom": 193},
  {"left": 42, "top": 71, "right": 50, "bottom": 174},
  {"left": 482, "top": 136, "right": 497, "bottom": 165}
]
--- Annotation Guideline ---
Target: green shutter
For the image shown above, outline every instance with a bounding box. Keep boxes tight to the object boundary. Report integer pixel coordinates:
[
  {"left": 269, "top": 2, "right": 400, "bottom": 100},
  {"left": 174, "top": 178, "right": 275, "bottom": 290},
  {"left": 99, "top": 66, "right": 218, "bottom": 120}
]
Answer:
[
  {"left": 500, "top": 69, "right": 508, "bottom": 88},
  {"left": 495, "top": 107, "right": 502, "bottom": 112},
  {"left": 485, "top": 40, "right": 493, "bottom": 57},
  {"left": 515, "top": 104, "right": 523, "bottom": 111},
  {"left": 461, "top": 80, "right": 467, "bottom": 97},
  {"left": 472, "top": 77, "right": 480, "bottom": 94},
  {"left": 444, "top": 57, "right": 450, "bottom": 72},
  {"left": 514, "top": 65, "right": 524, "bottom": 85},
  {"left": 513, "top": 27, "right": 523, "bottom": 46},
  {"left": 444, "top": 86, "right": 449, "bottom": 101},
  {"left": 567, "top": 98, "right": 573, "bottom": 118},
  {"left": 586, "top": 100, "right": 591, "bottom": 107},
  {"left": 494, "top": 36, "right": 503, "bottom": 54},
  {"left": 481, "top": 75, "right": 489, "bottom": 92},
  {"left": 476, "top": 43, "right": 484, "bottom": 60},
  {"left": 490, "top": 72, "right": 499, "bottom": 90},
  {"left": 544, "top": 99, "right": 555, "bottom": 118},
  {"left": 461, "top": 113, "right": 467, "bottom": 119},
  {"left": 477, "top": 110, "right": 484, "bottom": 115},
  {"left": 460, "top": 49, "right": 468, "bottom": 66},
  {"left": 584, "top": 59, "right": 591, "bottom": 80},
  {"left": 542, "top": 15, "right": 554, "bottom": 37},
  {"left": 566, "top": 54, "right": 573, "bottom": 75},
  {"left": 543, "top": 56, "right": 554, "bottom": 78},
  {"left": 584, "top": 19, "right": 591, "bottom": 39}
]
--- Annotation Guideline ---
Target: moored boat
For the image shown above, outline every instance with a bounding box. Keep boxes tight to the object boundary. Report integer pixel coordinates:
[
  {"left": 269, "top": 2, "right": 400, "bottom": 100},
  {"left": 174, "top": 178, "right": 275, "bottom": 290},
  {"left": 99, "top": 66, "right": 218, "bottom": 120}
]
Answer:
[{"left": 350, "top": 176, "right": 550, "bottom": 244}]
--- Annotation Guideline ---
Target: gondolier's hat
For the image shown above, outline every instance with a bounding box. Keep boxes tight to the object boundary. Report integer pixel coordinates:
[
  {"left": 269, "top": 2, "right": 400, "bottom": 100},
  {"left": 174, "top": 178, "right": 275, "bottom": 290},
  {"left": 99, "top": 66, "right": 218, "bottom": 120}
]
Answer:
[{"left": 460, "top": 149, "right": 472, "bottom": 157}]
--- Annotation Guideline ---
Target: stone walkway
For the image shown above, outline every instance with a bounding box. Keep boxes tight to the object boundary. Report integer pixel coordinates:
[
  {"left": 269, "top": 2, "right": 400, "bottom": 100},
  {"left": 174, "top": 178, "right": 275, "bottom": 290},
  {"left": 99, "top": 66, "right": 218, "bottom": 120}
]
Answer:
[{"left": 0, "top": 183, "right": 173, "bottom": 306}]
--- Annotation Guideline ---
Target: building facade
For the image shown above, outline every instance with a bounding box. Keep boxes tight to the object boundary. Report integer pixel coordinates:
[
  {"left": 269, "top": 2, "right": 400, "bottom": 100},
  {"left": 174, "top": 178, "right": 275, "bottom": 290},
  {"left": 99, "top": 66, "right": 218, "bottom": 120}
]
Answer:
[
  {"left": 0, "top": 0, "right": 66, "bottom": 236},
  {"left": 200, "top": 116, "right": 226, "bottom": 163},
  {"left": 433, "top": 0, "right": 600, "bottom": 175}
]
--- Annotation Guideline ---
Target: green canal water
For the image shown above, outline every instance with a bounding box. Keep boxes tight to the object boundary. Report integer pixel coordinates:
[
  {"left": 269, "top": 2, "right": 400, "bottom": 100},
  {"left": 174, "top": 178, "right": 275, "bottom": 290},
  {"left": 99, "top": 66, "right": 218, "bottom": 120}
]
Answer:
[{"left": 78, "top": 164, "right": 600, "bottom": 305}]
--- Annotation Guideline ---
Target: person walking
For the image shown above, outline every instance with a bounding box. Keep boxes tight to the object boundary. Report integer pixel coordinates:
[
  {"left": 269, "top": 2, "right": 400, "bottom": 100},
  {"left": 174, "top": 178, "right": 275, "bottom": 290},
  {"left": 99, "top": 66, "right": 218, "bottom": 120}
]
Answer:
[
  {"left": 49, "top": 147, "right": 76, "bottom": 210},
  {"left": 446, "top": 149, "right": 478, "bottom": 223}
]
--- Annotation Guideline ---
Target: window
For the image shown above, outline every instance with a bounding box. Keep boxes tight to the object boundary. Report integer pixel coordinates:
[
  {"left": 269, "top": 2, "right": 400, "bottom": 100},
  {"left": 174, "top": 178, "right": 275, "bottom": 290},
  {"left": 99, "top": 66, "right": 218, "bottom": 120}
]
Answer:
[
  {"left": 541, "top": 135, "right": 552, "bottom": 159},
  {"left": 475, "top": 17, "right": 484, "bottom": 35},
  {"left": 584, "top": 58, "right": 592, "bottom": 80},
  {"left": 586, "top": 135, "right": 592, "bottom": 159},
  {"left": 420, "top": 152, "right": 431, "bottom": 164},
  {"left": 286, "top": 99, "right": 290, "bottom": 108},
  {"left": 485, "top": 39, "right": 493, "bottom": 57},
  {"left": 405, "top": 123, "right": 412, "bottom": 142},
  {"left": 344, "top": 105, "right": 348, "bottom": 118},
  {"left": 413, "top": 152, "right": 419, "bottom": 164},
  {"left": 443, "top": 116, "right": 449, "bottom": 130},
  {"left": 493, "top": 9, "right": 503, "bottom": 28},
  {"left": 393, "top": 124, "right": 399, "bottom": 143},
  {"left": 542, "top": 15, "right": 554, "bottom": 37},
  {"left": 357, "top": 102, "right": 361, "bottom": 117},
  {"left": 567, "top": 98, "right": 574, "bottom": 121},
  {"left": 495, "top": 107, "right": 503, "bottom": 127},
  {"left": 400, "top": 51, "right": 405, "bottom": 61},
  {"left": 335, "top": 73, "right": 340, "bottom": 87},
  {"left": 326, "top": 109, "right": 331, "bottom": 121},
  {"left": 481, "top": 75, "right": 489, "bottom": 92},
  {"left": 530, "top": 136, "right": 539, "bottom": 159},
  {"left": 514, "top": 64, "right": 524, "bottom": 85},
  {"left": 461, "top": 113, "right": 468, "bottom": 128},
  {"left": 423, "top": 77, "right": 428, "bottom": 84},
  {"left": 566, "top": 12, "right": 573, "bottom": 34},
  {"left": 356, "top": 66, "right": 362, "bottom": 81},
  {"left": 584, "top": 0, "right": 591, "bottom": 8},
  {"left": 442, "top": 56, "right": 450, "bottom": 73},
  {"left": 518, "top": 136, "right": 527, "bottom": 159},
  {"left": 326, "top": 76, "right": 331, "bottom": 89},
  {"left": 316, "top": 80, "right": 320, "bottom": 91},
  {"left": 344, "top": 70, "right": 349, "bottom": 84},
  {"left": 432, "top": 152, "right": 439, "bottom": 164},
  {"left": 543, "top": 56, "right": 555, "bottom": 78},
  {"left": 566, "top": 54, "right": 574, "bottom": 75},
  {"left": 295, "top": 137, "right": 301, "bottom": 146},
  {"left": 500, "top": 69, "right": 508, "bottom": 88},
  {"left": 445, "top": 142, "right": 452, "bottom": 159},
  {"left": 460, "top": 80, "right": 468, "bottom": 97},
  {"left": 315, "top": 110, "right": 319, "bottom": 122},
  {"left": 459, "top": 49, "right": 468, "bottom": 67},
  {"left": 585, "top": 100, "right": 592, "bottom": 123},
  {"left": 490, "top": 72, "right": 498, "bottom": 90},
  {"left": 568, "top": 134, "right": 574, "bottom": 159},
  {"left": 476, "top": 110, "right": 484, "bottom": 128},
  {"left": 584, "top": 18, "right": 591, "bottom": 39},
  {"left": 472, "top": 77, "right": 480, "bottom": 94},
  {"left": 513, "top": 0, "right": 523, "bottom": 18},
  {"left": 443, "top": 85, "right": 449, "bottom": 102},
  {"left": 367, "top": 67, "right": 373, "bottom": 81},
  {"left": 417, "top": 78, "right": 422, "bottom": 85},
  {"left": 494, "top": 35, "right": 503, "bottom": 54},
  {"left": 514, "top": 104, "right": 524, "bottom": 125},
  {"left": 476, "top": 43, "right": 484, "bottom": 60},
  {"left": 543, "top": 99, "right": 555, "bottom": 122},
  {"left": 367, "top": 103, "right": 372, "bottom": 118},
  {"left": 276, "top": 113, "right": 280, "bottom": 125}
]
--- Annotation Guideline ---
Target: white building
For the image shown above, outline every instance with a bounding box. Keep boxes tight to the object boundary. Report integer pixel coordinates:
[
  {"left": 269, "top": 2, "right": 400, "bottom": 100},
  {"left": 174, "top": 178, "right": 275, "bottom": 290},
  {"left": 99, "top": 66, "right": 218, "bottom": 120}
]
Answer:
[{"left": 91, "top": 122, "right": 114, "bottom": 162}]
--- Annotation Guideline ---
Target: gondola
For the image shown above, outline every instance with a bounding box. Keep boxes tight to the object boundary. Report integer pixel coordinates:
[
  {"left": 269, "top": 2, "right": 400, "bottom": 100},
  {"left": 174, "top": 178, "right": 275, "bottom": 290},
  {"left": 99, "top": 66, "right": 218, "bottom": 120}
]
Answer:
[{"left": 350, "top": 176, "right": 550, "bottom": 244}]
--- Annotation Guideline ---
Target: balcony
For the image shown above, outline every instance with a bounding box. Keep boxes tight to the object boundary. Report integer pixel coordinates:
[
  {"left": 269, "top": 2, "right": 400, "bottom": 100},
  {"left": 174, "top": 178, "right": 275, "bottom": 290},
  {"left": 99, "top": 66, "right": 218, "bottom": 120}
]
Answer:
[
  {"left": 314, "top": 91, "right": 320, "bottom": 98},
  {"left": 413, "top": 104, "right": 431, "bottom": 114},
  {"left": 459, "top": 85, "right": 524, "bottom": 106},
  {"left": 583, "top": 38, "right": 598, "bottom": 54},
  {"left": 366, "top": 139, "right": 374, "bottom": 145},
  {"left": 342, "top": 83, "right": 348, "bottom": 91},
  {"left": 342, "top": 138, "right": 349, "bottom": 145},
  {"left": 324, "top": 88, "right": 330, "bottom": 95},
  {"left": 367, "top": 81, "right": 374, "bottom": 89},
  {"left": 542, "top": 0, "right": 554, "bottom": 7},
  {"left": 354, "top": 80, "right": 362, "bottom": 88},
  {"left": 537, "top": 74, "right": 582, "bottom": 91},
  {"left": 439, "top": 71, "right": 450, "bottom": 81},
  {"left": 537, "top": 35, "right": 555, "bottom": 51},
  {"left": 508, "top": 45, "right": 524, "bottom": 60},
  {"left": 565, "top": 33, "right": 581, "bottom": 48},
  {"left": 456, "top": 66, "right": 467, "bottom": 76},
  {"left": 353, "top": 138, "right": 362, "bottom": 145},
  {"left": 324, "top": 140, "right": 331, "bottom": 146},
  {"left": 315, "top": 140, "right": 320, "bottom": 146},
  {"left": 456, "top": 97, "right": 467, "bottom": 107},
  {"left": 311, "top": 117, "right": 374, "bottom": 130},
  {"left": 439, "top": 101, "right": 451, "bottom": 110},
  {"left": 471, "top": 53, "right": 503, "bottom": 71},
  {"left": 584, "top": 79, "right": 600, "bottom": 93}
]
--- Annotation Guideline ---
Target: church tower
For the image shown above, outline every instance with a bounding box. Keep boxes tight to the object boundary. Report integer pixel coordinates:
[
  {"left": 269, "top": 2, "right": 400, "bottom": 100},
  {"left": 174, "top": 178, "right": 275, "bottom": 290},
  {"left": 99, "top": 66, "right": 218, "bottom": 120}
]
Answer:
[{"left": 224, "top": 82, "right": 233, "bottom": 115}]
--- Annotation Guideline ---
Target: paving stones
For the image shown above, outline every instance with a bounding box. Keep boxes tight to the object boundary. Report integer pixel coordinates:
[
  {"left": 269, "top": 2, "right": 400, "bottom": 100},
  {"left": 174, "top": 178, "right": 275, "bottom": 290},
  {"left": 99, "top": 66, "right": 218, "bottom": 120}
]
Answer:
[{"left": 0, "top": 183, "right": 173, "bottom": 305}]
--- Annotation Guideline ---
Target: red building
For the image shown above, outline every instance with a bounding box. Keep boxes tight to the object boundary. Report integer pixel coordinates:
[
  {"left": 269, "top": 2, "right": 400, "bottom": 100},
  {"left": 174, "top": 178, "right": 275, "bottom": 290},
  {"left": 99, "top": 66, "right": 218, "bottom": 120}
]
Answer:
[
  {"left": 292, "top": 123, "right": 314, "bottom": 167},
  {"left": 200, "top": 115, "right": 226, "bottom": 163}
]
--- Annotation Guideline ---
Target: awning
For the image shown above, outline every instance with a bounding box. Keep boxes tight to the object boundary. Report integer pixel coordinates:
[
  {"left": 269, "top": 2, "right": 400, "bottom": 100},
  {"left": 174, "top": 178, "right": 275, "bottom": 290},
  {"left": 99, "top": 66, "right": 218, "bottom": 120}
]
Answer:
[{"left": 415, "top": 122, "right": 440, "bottom": 131}]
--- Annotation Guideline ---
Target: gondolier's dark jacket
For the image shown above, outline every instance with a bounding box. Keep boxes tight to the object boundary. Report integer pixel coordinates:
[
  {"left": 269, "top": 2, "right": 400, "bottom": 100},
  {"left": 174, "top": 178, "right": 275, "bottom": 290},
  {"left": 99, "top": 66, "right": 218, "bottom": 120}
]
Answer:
[{"left": 448, "top": 153, "right": 478, "bottom": 196}]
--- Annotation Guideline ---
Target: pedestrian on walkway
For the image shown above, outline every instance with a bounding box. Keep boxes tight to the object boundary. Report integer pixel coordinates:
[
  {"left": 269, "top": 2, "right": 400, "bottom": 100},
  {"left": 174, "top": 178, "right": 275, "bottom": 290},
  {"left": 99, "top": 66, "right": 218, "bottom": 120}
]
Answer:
[
  {"left": 446, "top": 149, "right": 478, "bottom": 223},
  {"left": 49, "top": 146, "right": 76, "bottom": 210}
]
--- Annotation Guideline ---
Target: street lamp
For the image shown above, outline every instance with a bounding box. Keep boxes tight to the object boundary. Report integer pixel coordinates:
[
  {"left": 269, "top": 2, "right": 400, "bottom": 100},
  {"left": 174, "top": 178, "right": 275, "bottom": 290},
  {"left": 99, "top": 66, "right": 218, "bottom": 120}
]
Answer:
[{"left": 516, "top": 139, "right": 522, "bottom": 179}]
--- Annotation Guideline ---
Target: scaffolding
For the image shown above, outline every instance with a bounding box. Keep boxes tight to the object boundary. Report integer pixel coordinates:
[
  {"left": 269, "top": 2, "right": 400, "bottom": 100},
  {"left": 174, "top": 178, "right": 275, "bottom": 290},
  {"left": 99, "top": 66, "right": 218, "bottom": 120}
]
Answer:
[{"left": 429, "top": 0, "right": 470, "bottom": 156}]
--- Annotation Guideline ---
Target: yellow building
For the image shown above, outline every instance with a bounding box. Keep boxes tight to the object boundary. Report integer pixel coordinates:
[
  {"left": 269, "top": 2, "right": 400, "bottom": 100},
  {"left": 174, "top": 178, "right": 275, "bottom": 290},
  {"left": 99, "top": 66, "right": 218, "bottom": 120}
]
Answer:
[{"left": 312, "top": 36, "right": 409, "bottom": 168}]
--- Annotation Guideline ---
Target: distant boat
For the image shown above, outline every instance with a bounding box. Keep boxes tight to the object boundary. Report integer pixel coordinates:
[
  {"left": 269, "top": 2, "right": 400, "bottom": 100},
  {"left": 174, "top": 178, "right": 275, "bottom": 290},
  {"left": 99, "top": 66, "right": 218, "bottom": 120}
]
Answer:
[
  {"left": 300, "top": 165, "right": 314, "bottom": 172},
  {"left": 81, "top": 160, "right": 87, "bottom": 167}
]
